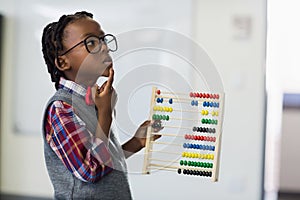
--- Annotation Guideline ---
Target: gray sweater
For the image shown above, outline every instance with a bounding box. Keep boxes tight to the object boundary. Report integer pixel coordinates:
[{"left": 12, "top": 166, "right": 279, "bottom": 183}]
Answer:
[{"left": 42, "top": 89, "right": 132, "bottom": 200}]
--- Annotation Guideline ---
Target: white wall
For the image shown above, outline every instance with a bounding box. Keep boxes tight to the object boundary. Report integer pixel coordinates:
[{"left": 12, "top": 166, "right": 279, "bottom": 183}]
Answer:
[
  {"left": 280, "top": 108, "right": 300, "bottom": 191},
  {"left": 0, "top": 0, "right": 267, "bottom": 199}
]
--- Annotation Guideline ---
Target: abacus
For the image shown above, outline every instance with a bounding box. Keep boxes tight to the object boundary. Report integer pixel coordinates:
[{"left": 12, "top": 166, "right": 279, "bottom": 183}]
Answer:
[{"left": 142, "top": 87, "right": 225, "bottom": 182}]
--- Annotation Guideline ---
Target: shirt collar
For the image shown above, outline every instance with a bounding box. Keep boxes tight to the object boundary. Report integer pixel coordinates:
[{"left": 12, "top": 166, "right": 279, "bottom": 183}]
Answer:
[{"left": 58, "top": 77, "right": 87, "bottom": 98}]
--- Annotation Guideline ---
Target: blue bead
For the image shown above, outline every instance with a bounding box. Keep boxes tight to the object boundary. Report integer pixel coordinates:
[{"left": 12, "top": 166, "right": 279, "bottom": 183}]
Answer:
[
  {"left": 213, "top": 102, "right": 217, "bottom": 107},
  {"left": 199, "top": 145, "right": 203, "bottom": 149},
  {"left": 192, "top": 144, "right": 196, "bottom": 149},
  {"left": 183, "top": 143, "right": 187, "bottom": 148},
  {"left": 195, "top": 101, "right": 198, "bottom": 106},
  {"left": 156, "top": 98, "right": 160, "bottom": 103},
  {"left": 209, "top": 102, "right": 213, "bottom": 107},
  {"left": 169, "top": 98, "right": 173, "bottom": 104},
  {"left": 203, "top": 101, "right": 207, "bottom": 107},
  {"left": 212, "top": 146, "right": 215, "bottom": 151},
  {"left": 188, "top": 143, "right": 192, "bottom": 148},
  {"left": 196, "top": 144, "right": 200, "bottom": 149},
  {"left": 217, "top": 103, "right": 219, "bottom": 108},
  {"left": 191, "top": 100, "right": 194, "bottom": 106}
]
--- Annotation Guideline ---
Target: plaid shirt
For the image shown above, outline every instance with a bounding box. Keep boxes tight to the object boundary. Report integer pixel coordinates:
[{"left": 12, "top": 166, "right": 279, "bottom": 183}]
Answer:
[{"left": 44, "top": 78, "right": 113, "bottom": 183}]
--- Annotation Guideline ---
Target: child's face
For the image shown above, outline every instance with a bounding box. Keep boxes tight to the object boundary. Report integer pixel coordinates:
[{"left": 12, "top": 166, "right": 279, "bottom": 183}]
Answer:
[{"left": 62, "top": 17, "right": 112, "bottom": 85}]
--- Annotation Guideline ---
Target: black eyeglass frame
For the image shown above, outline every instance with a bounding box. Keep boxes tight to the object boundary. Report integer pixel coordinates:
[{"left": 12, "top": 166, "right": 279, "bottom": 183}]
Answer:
[{"left": 59, "top": 33, "right": 118, "bottom": 56}]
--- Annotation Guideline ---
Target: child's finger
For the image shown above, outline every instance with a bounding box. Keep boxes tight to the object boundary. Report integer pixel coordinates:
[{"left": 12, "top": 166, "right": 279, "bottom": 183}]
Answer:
[{"left": 104, "top": 68, "right": 114, "bottom": 92}]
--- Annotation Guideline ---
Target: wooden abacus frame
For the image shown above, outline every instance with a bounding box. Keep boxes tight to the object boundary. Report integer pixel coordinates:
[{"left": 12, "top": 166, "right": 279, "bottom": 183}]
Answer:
[{"left": 142, "top": 87, "right": 225, "bottom": 182}]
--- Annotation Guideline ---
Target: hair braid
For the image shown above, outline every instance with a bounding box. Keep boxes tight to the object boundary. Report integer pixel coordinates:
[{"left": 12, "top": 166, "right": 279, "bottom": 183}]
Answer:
[{"left": 41, "top": 11, "right": 93, "bottom": 90}]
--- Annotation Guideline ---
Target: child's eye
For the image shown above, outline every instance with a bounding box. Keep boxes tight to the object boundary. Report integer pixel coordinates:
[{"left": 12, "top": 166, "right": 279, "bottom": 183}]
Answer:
[{"left": 86, "top": 37, "right": 100, "bottom": 47}]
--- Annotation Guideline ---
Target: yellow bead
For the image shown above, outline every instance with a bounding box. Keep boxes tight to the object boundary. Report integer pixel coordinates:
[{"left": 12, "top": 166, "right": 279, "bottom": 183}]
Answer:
[
  {"left": 182, "top": 152, "right": 185, "bottom": 157},
  {"left": 216, "top": 112, "right": 219, "bottom": 116},
  {"left": 201, "top": 110, "right": 205, "bottom": 115},
  {"left": 170, "top": 107, "right": 173, "bottom": 112},
  {"left": 205, "top": 110, "right": 209, "bottom": 115}
]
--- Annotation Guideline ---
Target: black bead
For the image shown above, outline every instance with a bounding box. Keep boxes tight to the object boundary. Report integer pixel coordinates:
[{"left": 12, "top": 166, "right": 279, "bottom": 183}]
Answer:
[{"left": 178, "top": 168, "right": 182, "bottom": 174}]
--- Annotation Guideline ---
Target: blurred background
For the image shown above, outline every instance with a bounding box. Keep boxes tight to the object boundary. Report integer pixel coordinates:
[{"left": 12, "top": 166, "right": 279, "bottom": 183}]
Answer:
[{"left": 0, "top": 0, "right": 299, "bottom": 200}]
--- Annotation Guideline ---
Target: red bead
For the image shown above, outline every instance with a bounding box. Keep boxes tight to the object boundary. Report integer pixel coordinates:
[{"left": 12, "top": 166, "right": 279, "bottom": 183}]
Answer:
[
  {"left": 190, "top": 92, "right": 194, "bottom": 97},
  {"left": 200, "top": 136, "right": 204, "bottom": 141},
  {"left": 216, "top": 94, "right": 219, "bottom": 99},
  {"left": 196, "top": 93, "right": 200, "bottom": 97},
  {"left": 199, "top": 93, "right": 203, "bottom": 98},
  {"left": 185, "top": 134, "right": 188, "bottom": 139},
  {"left": 156, "top": 90, "right": 161, "bottom": 95}
]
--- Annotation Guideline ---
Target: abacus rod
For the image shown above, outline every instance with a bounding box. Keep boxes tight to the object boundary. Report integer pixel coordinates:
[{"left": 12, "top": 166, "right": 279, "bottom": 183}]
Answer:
[
  {"left": 150, "top": 150, "right": 181, "bottom": 155},
  {"left": 148, "top": 166, "right": 177, "bottom": 172},
  {"left": 170, "top": 117, "right": 202, "bottom": 121},
  {"left": 156, "top": 95, "right": 220, "bottom": 102},
  {"left": 150, "top": 132, "right": 182, "bottom": 137},
  {"left": 151, "top": 141, "right": 181, "bottom": 146},
  {"left": 158, "top": 91, "right": 187, "bottom": 95},
  {"left": 149, "top": 163, "right": 213, "bottom": 172},
  {"left": 149, "top": 158, "right": 178, "bottom": 163},
  {"left": 163, "top": 125, "right": 191, "bottom": 130}
]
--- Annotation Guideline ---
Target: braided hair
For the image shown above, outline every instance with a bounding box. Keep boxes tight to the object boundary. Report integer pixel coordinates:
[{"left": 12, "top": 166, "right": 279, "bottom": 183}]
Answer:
[{"left": 41, "top": 11, "right": 93, "bottom": 90}]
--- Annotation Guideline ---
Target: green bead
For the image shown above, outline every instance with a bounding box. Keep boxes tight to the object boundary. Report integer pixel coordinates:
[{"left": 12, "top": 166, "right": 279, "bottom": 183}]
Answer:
[
  {"left": 184, "top": 160, "right": 187, "bottom": 166},
  {"left": 208, "top": 119, "right": 212, "bottom": 124},
  {"left": 199, "top": 162, "right": 203, "bottom": 167},
  {"left": 201, "top": 118, "right": 205, "bottom": 123},
  {"left": 180, "top": 160, "right": 183, "bottom": 165},
  {"left": 166, "top": 115, "right": 170, "bottom": 121},
  {"left": 152, "top": 114, "right": 156, "bottom": 120},
  {"left": 162, "top": 115, "right": 166, "bottom": 120}
]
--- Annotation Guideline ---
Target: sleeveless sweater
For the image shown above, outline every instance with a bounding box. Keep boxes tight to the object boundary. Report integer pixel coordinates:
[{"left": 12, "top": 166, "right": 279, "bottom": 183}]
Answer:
[{"left": 42, "top": 89, "right": 132, "bottom": 200}]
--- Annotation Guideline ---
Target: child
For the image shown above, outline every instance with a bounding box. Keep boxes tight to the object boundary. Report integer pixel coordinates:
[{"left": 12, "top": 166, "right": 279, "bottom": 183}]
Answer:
[{"left": 41, "top": 11, "right": 161, "bottom": 199}]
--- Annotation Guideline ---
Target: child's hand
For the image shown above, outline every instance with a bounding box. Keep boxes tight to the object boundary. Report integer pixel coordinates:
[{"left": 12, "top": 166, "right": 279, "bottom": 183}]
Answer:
[
  {"left": 134, "top": 120, "right": 163, "bottom": 148},
  {"left": 91, "top": 68, "right": 117, "bottom": 115}
]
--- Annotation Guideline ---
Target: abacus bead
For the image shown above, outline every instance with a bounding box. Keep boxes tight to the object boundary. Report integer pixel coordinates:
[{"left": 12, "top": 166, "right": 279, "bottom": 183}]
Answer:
[
  {"left": 199, "top": 93, "right": 203, "bottom": 98},
  {"left": 203, "top": 101, "right": 207, "bottom": 107},
  {"left": 196, "top": 93, "right": 199, "bottom": 97},
  {"left": 169, "top": 98, "right": 173, "bottom": 104},
  {"left": 166, "top": 115, "right": 170, "bottom": 121},
  {"left": 212, "top": 146, "right": 215, "bottom": 151},
  {"left": 180, "top": 160, "right": 184, "bottom": 165},
  {"left": 184, "top": 134, "right": 188, "bottom": 139},
  {"left": 183, "top": 169, "right": 187, "bottom": 174},
  {"left": 199, "top": 145, "right": 203, "bottom": 149},
  {"left": 156, "top": 90, "right": 161, "bottom": 95},
  {"left": 178, "top": 168, "right": 182, "bottom": 174},
  {"left": 198, "top": 127, "right": 201, "bottom": 132},
  {"left": 183, "top": 143, "right": 187, "bottom": 148},
  {"left": 156, "top": 98, "right": 160, "bottom": 103},
  {"left": 196, "top": 144, "right": 200, "bottom": 149},
  {"left": 201, "top": 119, "right": 205, "bottom": 123},
  {"left": 191, "top": 100, "right": 194, "bottom": 106},
  {"left": 190, "top": 92, "right": 193, "bottom": 97},
  {"left": 193, "top": 127, "right": 197, "bottom": 132},
  {"left": 184, "top": 160, "right": 187, "bottom": 165},
  {"left": 195, "top": 101, "right": 198, "bottom": 106}
]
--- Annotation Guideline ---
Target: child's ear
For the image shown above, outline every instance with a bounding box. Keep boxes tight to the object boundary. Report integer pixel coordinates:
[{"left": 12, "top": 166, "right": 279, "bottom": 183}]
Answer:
[{"left": 55, "top": 56, "right": 71, "bottom": 71}]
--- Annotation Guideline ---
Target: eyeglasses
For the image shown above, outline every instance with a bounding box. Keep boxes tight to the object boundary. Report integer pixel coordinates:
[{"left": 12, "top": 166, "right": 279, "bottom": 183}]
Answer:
[{"left": 59, "top": 34, "right": 118, "bottom": 56}]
